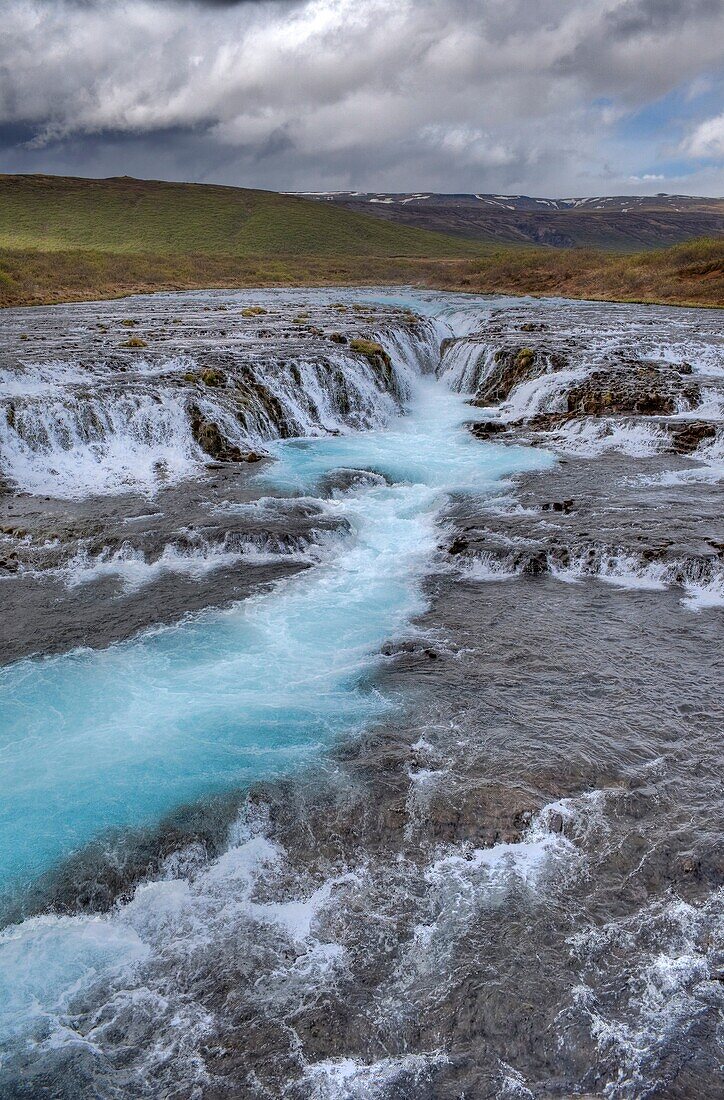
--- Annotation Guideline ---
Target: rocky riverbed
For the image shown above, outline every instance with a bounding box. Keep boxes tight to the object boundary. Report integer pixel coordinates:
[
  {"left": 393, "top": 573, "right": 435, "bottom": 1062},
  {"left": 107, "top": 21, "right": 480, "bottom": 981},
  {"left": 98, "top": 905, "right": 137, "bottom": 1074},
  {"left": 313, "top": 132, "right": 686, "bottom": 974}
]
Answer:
[
  {"left": 0, "top": 294, "right": 437, "bottom": 658},
  {"left": 0, "top": 289, "right": 722, "bottom": 1099},
  {"left": 437, "top": 300, "right": 724, "bottom": 610}
]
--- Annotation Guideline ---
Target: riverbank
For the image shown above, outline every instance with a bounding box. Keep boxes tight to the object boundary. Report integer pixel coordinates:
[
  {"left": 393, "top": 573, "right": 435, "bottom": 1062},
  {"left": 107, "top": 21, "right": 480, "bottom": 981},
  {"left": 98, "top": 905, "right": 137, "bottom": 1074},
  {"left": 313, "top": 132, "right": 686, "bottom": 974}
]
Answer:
[{"left": 1, "top": 237, "right": 722, "bottom": 310}]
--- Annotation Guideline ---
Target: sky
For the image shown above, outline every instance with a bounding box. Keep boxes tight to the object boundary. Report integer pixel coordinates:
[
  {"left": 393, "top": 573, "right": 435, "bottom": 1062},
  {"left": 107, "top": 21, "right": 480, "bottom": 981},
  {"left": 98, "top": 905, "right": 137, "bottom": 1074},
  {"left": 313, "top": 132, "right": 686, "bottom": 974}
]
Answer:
[{"left": 0, "top": 0, "right": 723, "bottom": 197}]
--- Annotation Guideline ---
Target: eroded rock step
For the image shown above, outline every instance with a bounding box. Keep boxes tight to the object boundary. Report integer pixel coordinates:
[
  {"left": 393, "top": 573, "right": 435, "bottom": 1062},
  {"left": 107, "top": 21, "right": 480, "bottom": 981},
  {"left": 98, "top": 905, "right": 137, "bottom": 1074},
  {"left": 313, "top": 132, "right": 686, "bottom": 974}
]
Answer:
[
  {"left": 438, "top": 298, "right": 723, "bottom": 608},
  {"left": 0, "top": 483, "right": 349, "bottom": 661},
  {"left": 439, "top": 299, "right": 723, "bottom": 448},
  {"left": 0, "top": 292, "right": 439, "bottom": 658}
]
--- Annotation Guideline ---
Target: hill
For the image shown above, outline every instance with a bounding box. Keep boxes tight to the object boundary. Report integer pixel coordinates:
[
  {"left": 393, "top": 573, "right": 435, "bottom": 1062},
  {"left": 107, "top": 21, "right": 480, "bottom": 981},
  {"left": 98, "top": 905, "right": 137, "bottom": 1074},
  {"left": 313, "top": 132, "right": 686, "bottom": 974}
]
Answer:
[
  {"left": 0, "top": 175, "right": 485, "bottom": 258},
  {"left": 294, "top": 191, "right": 724, "bottom": 250},
  {"left": 0, "top": 175, "right": 720, "bottom": 309}
]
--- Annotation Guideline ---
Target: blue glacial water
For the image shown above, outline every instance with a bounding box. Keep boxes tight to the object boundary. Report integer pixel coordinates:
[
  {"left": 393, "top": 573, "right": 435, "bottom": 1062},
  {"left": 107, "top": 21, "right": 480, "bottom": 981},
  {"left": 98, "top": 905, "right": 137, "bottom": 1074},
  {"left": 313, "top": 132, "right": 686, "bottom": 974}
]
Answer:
[{"left": 0, "top": 379, "right": 553, "bottom": 898}]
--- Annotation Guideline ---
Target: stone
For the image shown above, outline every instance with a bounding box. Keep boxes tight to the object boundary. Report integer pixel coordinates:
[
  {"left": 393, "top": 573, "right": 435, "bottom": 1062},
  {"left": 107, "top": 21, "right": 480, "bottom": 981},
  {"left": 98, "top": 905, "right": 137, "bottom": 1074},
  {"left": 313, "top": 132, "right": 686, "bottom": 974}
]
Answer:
[
  {"left": 565, "top": 365, "right": 698, "bottom": 417},
  {"left": 475, "top": 344, "right": 567, "bottom": 404},
  {"left": 668, "top": 421, "right": 717, "bottom": 453},
  {"left": 469, "top": 420, "right": 508, "bottom": 439}
]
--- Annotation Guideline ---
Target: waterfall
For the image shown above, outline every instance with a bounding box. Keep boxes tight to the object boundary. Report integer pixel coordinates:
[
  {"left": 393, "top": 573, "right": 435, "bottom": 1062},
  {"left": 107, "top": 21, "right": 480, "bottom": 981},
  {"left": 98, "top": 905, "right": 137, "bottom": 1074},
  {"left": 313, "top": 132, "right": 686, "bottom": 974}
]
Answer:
[{"left": 0, "top": 318, "right": 440, "bottom": 500}]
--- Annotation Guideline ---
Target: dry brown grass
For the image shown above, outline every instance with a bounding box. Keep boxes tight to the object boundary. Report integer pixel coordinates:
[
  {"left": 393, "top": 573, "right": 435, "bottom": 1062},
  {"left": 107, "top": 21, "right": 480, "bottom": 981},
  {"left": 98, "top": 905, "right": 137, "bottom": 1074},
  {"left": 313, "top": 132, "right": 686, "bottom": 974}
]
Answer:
[
  {"left": 0, "top": 238, "right": 721, "bottom": 310},
  {"left": 437, "top": 238, "right": 724, "bottom": 306}
]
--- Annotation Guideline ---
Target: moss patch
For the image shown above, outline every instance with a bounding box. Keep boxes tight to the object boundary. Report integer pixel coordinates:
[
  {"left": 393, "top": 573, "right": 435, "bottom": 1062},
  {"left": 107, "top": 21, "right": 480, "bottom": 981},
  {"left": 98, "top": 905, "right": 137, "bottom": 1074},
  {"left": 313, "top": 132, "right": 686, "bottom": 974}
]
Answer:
[
  {"left": 199, "top": 368, "right": 226, "bottom": 387},
  {"left": 349, "top": 338, "right": 391, "bottom": 364}
]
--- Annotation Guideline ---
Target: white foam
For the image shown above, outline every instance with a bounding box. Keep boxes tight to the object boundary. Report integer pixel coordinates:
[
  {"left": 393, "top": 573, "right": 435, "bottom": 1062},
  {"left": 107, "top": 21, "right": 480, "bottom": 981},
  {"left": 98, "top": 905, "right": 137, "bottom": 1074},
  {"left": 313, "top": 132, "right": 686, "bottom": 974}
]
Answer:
[
  {"left": 437, "top": 339, "right": 497, "bottom": 392},
  {"left": 462, "top": 543, "right": 723, "bottom": 610},
  {"left": 640, "top": 432, "right": 724, "bottom": 487},
  {"left": 499, "top": 1062, "right": 535, "bottom": 1098},
  {"left": 54, "top": 531, "right": 327, "bottom": 592},
  {"left": 670, "top": 387, "right": 724, "bottom": 420},
  {"left": 568, "top": 889, "right": 723, "bottom": 1097},
  {"left": 500, "top": 365, "right": 590, "bottom": 421},
  {"left": 0, "top": 319, "right": 439, "bottom": 500},
  {"left": 374, "top": 789, "right": 610, "bottom": 1035},
  {"left": 681, "top": 571, "right": 724, "bottom": 611},
  {"left": 0, "top": 807, "right": 350, "bottom": 1076},
  {"left": 0, "top": 391, "right": 201, "bottom": 498},
  {"left": 0, "top": 360, "right": 90, "bottom": 397},
  {"left": 462, "top": 551, "right": 521, "bottom": 582},
  {"left": 632, "top": 340, "right": 724, "bottom": 377},
  {"left": 550, "top": 551, "right": 671, "bottom": 591},
  {"left": 0, "top": 914, "right": 150, "bottom": 1044},
  {"left": 544, "top": 419, "right": 668, "bottom": 457},
  {"left": 301, "top": 1052, "right": 448, "bottom": 1098}
]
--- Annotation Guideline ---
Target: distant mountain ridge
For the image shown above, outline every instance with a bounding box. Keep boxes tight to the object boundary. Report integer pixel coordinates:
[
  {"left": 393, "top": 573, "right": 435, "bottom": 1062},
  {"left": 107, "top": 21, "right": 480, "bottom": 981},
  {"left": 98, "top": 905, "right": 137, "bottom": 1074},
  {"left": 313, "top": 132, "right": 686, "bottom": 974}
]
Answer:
[
  {"left": 292, "top": 191, "right": 724, "bottom": 249},
  {"left": 293, "top": 191, "right": 721, "bottom": 211}
]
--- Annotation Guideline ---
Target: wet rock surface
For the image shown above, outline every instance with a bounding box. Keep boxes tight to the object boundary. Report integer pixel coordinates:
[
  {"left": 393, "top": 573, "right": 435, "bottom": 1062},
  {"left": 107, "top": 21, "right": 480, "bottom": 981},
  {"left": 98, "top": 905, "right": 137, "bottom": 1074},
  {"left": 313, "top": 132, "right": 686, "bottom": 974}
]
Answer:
[
  {"left": 563, "top": 362, "right": 698, "bottom": 416},
  {"left": 11, "top": 564, "right": 721, "bottom": 1099},
  {"left": 0, "top": 291, "right": 437, "bottom": 659},
  {"left": 473, "top": 343, "right": 569, "bottom": 405},
  {"left": 0, "top": 291, "right": 722, "bottom": 1100},
  {"left": 668, "top": 419, "right": 718, "bottom": 452},
  {"left": 0, "top": 477, "right": 346, "bottom": 661},
  {"left": 443, "top": 449, "right": 723, "bottom": 591},
  {"left": 438, "top": 300, "right": 723, "bottom": 607}
]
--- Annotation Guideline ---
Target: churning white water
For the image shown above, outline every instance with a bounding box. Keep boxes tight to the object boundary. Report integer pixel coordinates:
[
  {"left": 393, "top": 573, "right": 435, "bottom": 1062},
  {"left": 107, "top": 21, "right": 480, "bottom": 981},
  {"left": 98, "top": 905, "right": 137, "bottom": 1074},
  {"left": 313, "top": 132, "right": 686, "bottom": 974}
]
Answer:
[
  {"left": 0, "top": 324, "right": 434, "bottom": 499},
  {"left": 1, "top": 290, "right": 722, "bottom": 1098},
  {"left": 0, "top": 376, "right": 552, "bottom": 1064},
  {"left": 0, "top": 379, "right": 552, "bottom": 897}
]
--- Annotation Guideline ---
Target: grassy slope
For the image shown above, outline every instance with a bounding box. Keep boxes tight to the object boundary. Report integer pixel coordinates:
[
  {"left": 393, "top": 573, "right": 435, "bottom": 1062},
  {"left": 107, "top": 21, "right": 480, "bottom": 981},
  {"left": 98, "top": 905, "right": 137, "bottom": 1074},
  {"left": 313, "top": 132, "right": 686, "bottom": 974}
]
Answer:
[
  {"left": 0, "top": 176, "right": 721, "bottom": 309},
  {"left": 0, "top": 174, "right": 484, "bottom": 258},
  {"left": 439, "top": 238, "right": 724, "bottom": 306},
  {"left": 1, "top": 239, "right": 721, "bottom": 310}
]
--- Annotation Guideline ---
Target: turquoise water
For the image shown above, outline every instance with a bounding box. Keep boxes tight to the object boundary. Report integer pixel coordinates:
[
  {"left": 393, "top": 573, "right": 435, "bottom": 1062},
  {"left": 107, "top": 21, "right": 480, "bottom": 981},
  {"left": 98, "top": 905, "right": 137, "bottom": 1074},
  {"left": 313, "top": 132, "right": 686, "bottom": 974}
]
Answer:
[{"left": 0, "top": 379, "right": 553, "bottom": 896}]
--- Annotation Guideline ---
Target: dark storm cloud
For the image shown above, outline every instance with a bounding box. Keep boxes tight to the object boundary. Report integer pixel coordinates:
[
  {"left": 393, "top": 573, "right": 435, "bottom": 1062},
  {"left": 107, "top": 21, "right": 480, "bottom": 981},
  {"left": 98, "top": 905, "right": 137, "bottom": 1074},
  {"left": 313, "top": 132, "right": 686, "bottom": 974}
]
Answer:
[
  {"left": 608, "top": 0, "right": 723, "bottom": 39},
  {"left": 63, "top": 0, "right": 297, "bottom": 5},
  {"left": 0, "top": 0, "right": 722, "bottom": 195}
]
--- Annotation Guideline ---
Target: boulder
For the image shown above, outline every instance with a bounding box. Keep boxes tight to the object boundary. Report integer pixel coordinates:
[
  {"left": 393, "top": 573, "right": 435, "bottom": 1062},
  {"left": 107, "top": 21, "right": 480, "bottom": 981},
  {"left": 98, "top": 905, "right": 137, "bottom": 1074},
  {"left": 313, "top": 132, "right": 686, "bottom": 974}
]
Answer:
[
  {"left": 668, "top": 421, "right": 718, "bottom": 453},
  {"left": 468, "top": 420, "right": 509, "bottom": 439},
  {"left": 199, "top": 367, "right": 226, "bottom": 387},
  {"left": 565, "top": 365, "right": 699, "bottom": 417},
  {"left": 188, "top": 403, "right": 253, "bottom": 462},
  {"left": 349, "top": 337, "right": 392, "bottom": 374},
  {"left": 475, "top": 345, "right": 567, "bottom": 404}
]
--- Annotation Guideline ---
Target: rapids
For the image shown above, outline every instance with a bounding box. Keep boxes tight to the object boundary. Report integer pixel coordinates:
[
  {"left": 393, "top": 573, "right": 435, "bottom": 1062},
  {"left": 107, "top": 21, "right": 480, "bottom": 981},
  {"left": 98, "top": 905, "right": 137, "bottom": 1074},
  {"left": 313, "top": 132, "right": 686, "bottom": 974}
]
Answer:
[
  {"left": 0, "top": 380, "right": 550, "bottom": 894},
  {"left": 0, "top": 288, "right": 721, "bottom": 1099}
]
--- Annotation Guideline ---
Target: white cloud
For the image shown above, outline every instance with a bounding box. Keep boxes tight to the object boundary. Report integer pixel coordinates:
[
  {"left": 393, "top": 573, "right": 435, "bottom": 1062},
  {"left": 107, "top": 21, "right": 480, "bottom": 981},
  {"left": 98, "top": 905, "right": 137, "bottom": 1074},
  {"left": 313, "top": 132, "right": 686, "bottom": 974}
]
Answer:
[
  {"left": 682, "top": 112, "right": 724, "bottom": 160},
  {"left": 419, "top": 125, "right": 517, "bottom": 168},
  {"left": 0, "top": 0, "right": 723, "bottom": 194}
]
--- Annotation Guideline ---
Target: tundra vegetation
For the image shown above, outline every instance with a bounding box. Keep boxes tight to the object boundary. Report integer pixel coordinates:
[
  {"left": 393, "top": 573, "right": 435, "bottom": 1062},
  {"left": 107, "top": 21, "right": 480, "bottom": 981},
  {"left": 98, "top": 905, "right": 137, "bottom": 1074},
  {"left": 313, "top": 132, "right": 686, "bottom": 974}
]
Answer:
[{"left": 0, "top": 175, "right": 721, "bottom": 309}]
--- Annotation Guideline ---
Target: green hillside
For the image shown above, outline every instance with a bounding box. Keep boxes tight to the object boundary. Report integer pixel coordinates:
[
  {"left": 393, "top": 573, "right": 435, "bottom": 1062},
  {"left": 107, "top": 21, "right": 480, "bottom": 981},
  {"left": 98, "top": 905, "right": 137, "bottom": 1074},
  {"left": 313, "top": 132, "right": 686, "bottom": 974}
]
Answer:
[
  {"left": 0, "top": 174, "right": 719, "bottom": 310},
  {"left": 0, "top": 174, "right": 484, "bottom": 258}
]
